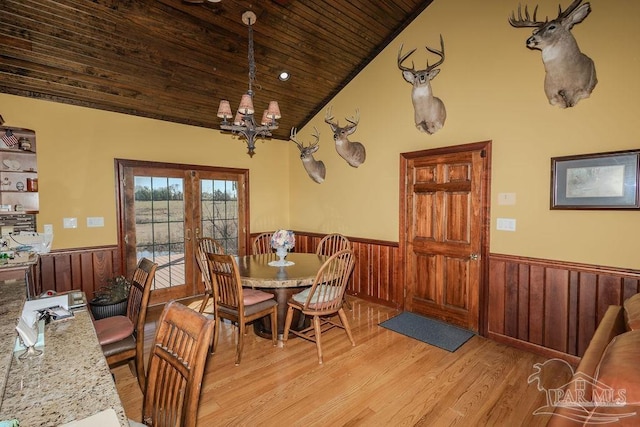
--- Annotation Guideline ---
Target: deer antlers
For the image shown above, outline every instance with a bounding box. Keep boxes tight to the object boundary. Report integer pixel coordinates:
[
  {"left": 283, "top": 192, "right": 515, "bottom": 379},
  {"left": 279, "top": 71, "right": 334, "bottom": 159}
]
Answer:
[
  {"left": 397, "top": 35, "right": 445, "bottom": 73},
  {"left": 290, "top": 127, "right": 320, "bottom": 150},
  {"left": 509, "top": 0, "right": 584, "bottom": 28}
]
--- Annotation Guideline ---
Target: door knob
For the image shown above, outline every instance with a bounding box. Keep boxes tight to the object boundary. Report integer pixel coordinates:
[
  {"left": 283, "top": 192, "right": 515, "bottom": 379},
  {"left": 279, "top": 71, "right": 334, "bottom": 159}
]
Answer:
[{"left": 469, "top": 253, "right": 479, "bottom": 261}]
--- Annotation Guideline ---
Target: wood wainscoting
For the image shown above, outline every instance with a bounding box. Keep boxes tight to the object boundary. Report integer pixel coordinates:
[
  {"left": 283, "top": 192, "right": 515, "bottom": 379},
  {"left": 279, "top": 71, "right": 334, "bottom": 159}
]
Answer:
[
  {"left": 39, "top": 235, "right": 401, "bottom": 310},
  {"left": 37, "top": 246, "right": 121, "bottom": 299},
  {"left": 488, "top": 253, "right": 640, "bottom": 365},
  {"left": 254, "top": 231, "right": 401, "bottom": 309},
  {"left": 35, "top": 242, "right": 640, "bottom": 366}
]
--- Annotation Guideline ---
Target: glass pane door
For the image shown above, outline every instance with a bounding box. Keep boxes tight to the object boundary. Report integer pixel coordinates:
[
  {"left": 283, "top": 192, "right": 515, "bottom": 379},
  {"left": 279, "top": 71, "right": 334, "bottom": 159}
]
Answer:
[
  {"left": 134, "top": 175, "right": 185, "bottom": 291},
  {"left": 200, "top": 178, "right": 239, "bottom": 254},
  {"left": 116, "top": 160, "right": 249, "bottom": 305}
]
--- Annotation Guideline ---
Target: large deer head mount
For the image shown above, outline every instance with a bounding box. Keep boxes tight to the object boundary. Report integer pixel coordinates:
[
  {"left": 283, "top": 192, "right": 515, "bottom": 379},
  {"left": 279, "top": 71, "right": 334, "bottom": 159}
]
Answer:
[
  {"left": 509, "top": 0, "right": 597, "bottom": 108},
  {"left": 324, "top": 107, "right": 366, "bottom": 168},
  {"left": 397, "top": 35, "right": 446, "bottom": 135},
  {"left": 290, "top": 127, "right": 326, "bottom": 184}
]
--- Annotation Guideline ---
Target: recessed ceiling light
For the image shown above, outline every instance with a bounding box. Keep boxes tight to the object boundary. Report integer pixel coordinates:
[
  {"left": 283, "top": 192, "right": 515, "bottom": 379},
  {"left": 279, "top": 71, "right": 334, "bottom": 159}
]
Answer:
[{"left": 278, "top": 71, "right": 290, "bottom": 81}]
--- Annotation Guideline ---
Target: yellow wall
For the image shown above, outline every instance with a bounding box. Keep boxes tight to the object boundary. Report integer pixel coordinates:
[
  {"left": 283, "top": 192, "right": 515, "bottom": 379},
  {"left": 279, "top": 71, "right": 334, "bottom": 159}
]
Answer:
[
  {"left": 290, "top": 0, "right": 640, "bottom": 270},
  {"left": 0, "top": 94, "right": 291, "bottom": 249},
  {"left": 2, "top": 0, "right": 639, "bottom": 270}
]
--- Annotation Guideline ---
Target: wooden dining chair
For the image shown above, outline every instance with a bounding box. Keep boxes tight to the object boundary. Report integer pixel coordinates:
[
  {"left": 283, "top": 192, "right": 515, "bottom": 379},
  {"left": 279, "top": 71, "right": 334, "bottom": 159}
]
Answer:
[
  {"left": 195, "top": 237, "right": 225, "bottom": 314},
  {"left": 315, "top": 233, "right": 353, "bottom": 309},
  {"left": 252, "top": 232, "right": 274, "bottom": 254},
  {"left": 282, "top": 249, "right": 356, "bottom": 364},
  {"left": 206, "top": 252, "right": 278, "bottom": 364},
  {"left": 94, "top": 257, "right": 157, "bottom": 391},
  {"left": 315, "top": 233, "right": 351, "bottom": 256},
  {"left": 129, "top": 300, "right": 214, "bottom": 427}
]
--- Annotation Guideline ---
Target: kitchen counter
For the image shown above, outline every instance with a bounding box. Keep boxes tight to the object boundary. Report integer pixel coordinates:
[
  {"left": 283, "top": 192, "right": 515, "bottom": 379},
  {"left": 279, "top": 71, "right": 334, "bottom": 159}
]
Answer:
[
  {"left": 0, "top": 280, "right": 129, "bottom": 426},
  {"left": 0, "top": 281, "right": 26, "bottom": 405}
]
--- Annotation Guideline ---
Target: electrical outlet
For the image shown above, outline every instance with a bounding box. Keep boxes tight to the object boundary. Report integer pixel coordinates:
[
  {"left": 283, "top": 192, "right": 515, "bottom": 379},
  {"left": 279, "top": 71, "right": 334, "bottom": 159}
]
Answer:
[{"left": 496, "top": 218, "right": 516, "bottom": 231}]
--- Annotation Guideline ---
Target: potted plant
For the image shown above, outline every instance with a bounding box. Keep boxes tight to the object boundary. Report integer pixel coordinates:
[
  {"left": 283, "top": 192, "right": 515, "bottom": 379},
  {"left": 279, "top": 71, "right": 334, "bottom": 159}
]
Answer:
[{"left": 89, "top": 275, "right": 131, "bottom": 320}]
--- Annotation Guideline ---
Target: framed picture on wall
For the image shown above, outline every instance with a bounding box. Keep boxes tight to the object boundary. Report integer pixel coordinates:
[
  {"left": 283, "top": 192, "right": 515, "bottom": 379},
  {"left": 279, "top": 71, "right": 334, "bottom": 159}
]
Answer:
[{"left": 551, "top": 149, "right": 640, "bottom": 210}]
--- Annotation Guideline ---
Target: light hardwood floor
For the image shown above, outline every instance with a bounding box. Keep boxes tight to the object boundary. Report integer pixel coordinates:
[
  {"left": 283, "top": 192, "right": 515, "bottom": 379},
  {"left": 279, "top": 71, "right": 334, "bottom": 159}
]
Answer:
[{"left": 113, "top": 297, "right": 558, "bottom": 426}]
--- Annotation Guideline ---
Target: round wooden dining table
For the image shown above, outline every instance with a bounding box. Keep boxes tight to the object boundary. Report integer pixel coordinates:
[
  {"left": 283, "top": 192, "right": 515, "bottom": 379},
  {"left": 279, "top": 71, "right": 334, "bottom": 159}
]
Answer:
[{"left": 235, "top": 252, "right": 327, "bottom": 339}]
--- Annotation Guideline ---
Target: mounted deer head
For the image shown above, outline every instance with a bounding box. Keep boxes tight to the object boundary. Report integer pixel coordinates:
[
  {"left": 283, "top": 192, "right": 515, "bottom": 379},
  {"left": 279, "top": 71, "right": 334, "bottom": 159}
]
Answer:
[
  {"left": 397, "top": 35, "right": 446, "bottom": 135},
  {"left": 324, "top": 107, "right": 366, "bottom": 168},
  {"left": 509, "top": 0, "right": 597, "bottom": 108},
  {"left": 290, "top": 127, "right": 326, "bottom": 184}
]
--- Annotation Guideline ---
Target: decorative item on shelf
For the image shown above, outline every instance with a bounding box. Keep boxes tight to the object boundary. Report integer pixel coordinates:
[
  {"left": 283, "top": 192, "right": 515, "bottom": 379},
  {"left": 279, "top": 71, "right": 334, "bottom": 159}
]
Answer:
[
  {"left": 3, "top": 159, "right": 21, "bottom": 170},
  {"left": 1, "top": 129, "right": 19, "bottom": 148},
  {"left": 26, "top": 178, "right": 37, "bottom": 192},
  {"left": 15, "top": 181, "right": 24, "bottom": 191},
  {"left": 217, "top": 10, "right": 281, "bottom": 157},
  {"left": 269, "top": 229, "right": 295, "bottom": 267},
  {"left": 1, "top": 177, "right": 11, "bottom": 188},
  {"left": 18, "top": 137, "right": 31, "bottom": 151},
  {"left": 89, "top": 275, "right": 131, "bottom": 320}
]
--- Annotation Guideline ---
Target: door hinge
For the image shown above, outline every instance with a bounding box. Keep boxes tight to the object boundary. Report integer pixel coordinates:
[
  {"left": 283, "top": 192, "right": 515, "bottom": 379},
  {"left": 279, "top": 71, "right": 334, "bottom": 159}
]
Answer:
[
  {"left": 121, "top": 176, "right": 126, "bottom": 187},
  {"left": 403, "top": 287, "right": 407, "bottom": 298},
  {"left": 480, "top": 149, "right": 486, "bottom": 158}
]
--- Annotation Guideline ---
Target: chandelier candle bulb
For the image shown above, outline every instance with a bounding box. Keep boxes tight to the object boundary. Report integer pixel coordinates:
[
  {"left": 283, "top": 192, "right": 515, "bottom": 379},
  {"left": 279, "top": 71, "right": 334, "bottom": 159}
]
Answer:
[
  {"left": 261, "top": 110, "right": 270, "bottom": 126},
  {"left": 238, "top": 94, "right": 254, "bottom": 115},
  {"left": 233, "top": 112, "right": 244, "bottom": 126},
  {"left": 267, "top": 101, "right": 281, "bottom": 120},
  {"left": 217, "top": 100, "right": 232, "bottom": 120}
]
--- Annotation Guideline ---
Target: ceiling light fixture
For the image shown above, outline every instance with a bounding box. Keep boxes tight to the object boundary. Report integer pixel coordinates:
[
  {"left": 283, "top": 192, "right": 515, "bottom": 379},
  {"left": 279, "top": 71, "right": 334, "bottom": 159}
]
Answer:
[
  {"left": 278, "top": 71, "right": 290, "bottom": 81},
  {"left": 217, "top": 11, "right": 281, "bottom": 157}
]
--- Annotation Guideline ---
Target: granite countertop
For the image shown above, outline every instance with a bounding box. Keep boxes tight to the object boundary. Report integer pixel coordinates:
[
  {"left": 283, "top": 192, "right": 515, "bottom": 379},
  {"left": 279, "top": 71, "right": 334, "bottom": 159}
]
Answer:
[
  {"left": 0, "top": 285, "right": 129, "bottom": 426},
  {"left": 0, "top": 281, "right": 26, "bottom": 403}
]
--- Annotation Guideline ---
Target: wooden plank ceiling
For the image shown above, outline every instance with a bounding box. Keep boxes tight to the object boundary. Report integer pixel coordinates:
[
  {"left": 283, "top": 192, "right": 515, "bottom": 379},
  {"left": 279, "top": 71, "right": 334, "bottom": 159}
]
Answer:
[{"left": 0, "top": 0, "right": 433, "bottom": 141}]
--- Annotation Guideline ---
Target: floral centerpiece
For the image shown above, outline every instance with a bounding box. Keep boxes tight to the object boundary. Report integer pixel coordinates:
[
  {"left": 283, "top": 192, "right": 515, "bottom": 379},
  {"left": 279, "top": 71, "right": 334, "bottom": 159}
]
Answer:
[
  {"left": 271, "top": 229, "right": 295, "bottom": 251},
  {"left": 271, "top": 229, "right": 295, "bottom": 263}
]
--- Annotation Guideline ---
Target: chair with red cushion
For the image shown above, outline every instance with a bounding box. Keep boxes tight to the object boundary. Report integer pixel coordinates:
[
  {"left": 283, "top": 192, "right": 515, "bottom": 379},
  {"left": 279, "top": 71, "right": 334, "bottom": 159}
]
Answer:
[
  {"left": 94, "top": 257, "right": 157, "bottom": 391},
  {"left": 206, "top": 252, "right": 277, "bottom": 365}
]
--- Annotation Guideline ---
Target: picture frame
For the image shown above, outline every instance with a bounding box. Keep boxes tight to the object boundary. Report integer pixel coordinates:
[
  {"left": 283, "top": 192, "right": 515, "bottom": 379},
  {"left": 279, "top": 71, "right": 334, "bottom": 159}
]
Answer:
[{"left": 551, "top": 149, "right": 640, "bottom": 210}]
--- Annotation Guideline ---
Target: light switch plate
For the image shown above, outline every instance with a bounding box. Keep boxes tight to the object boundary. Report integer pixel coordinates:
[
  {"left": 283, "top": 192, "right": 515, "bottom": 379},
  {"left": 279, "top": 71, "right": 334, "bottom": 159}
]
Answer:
[
  {"left": 86, "top": 217, "right": 104, "bottom": 228},
  {"left": 63, "top": 217, "right": 77, "bottom": 229},
  {"left": 498, "top": 192, "right": 516, "bottom": 205}
]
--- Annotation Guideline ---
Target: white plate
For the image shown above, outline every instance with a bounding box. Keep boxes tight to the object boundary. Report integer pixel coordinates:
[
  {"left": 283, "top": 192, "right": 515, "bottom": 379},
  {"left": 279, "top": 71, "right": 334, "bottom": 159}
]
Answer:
[{"left": 2, "top": 159, "right": 21, "bottom": 170}]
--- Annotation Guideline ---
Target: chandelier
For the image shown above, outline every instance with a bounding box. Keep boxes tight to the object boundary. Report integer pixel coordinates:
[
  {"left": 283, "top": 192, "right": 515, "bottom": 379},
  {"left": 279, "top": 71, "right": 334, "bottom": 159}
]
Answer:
[{"left": 217, "top": 11, "right": 281, "bottom": 157}]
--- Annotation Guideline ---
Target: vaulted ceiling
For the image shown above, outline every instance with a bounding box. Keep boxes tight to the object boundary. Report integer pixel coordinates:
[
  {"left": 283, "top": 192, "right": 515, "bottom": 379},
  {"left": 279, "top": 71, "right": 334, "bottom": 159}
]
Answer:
[{"left": 0, "top": 0, "right": 434, "bottom": 141}]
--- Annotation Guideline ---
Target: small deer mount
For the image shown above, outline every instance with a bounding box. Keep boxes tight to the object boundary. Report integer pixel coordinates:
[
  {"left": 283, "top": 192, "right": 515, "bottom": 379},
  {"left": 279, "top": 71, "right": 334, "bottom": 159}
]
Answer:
[
  {"left": 290, "top": 127, "right": 326, "bottom": 184},
  {"left": 509, "top": 0, "right": 597, "bottom": 108},
  {"left": 397, "top": 35, "right": 446, "bottom": 135},
  {"left": 324, "top": 107, "right": 366, "bottom": 168}
]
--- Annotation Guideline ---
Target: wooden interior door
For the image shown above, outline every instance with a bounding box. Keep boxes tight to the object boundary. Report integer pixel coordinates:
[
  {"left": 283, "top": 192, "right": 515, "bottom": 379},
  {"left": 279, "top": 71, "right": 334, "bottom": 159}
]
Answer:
[{"left": 400, "top": 142, "right": 491, "bottom": 332}]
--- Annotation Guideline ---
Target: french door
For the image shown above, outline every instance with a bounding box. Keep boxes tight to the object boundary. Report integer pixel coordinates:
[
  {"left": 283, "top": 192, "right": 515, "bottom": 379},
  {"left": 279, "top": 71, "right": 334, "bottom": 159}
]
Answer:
[{"left": 115, "top": 160, "right": 249, "bottom": 305}]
